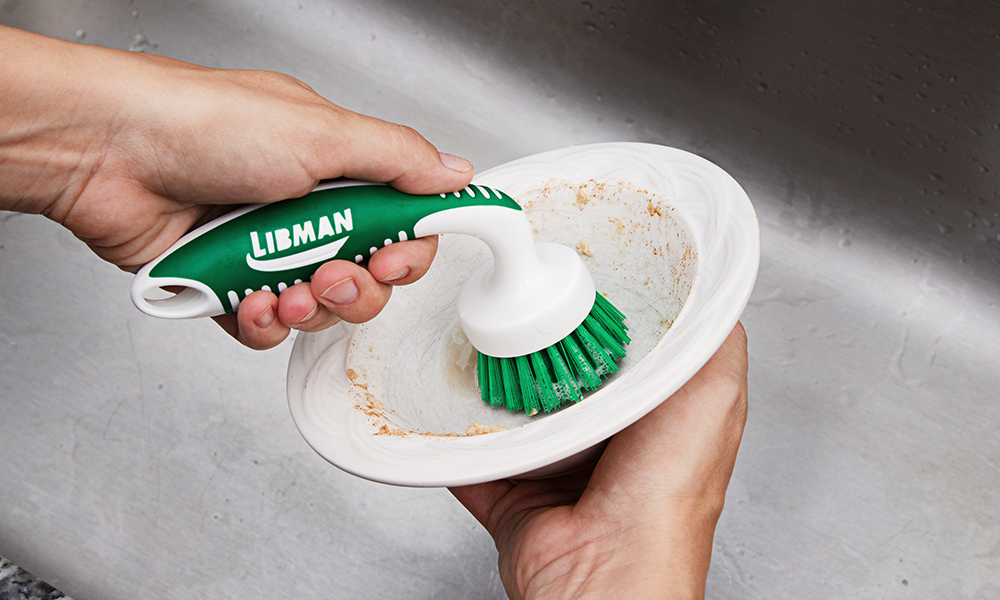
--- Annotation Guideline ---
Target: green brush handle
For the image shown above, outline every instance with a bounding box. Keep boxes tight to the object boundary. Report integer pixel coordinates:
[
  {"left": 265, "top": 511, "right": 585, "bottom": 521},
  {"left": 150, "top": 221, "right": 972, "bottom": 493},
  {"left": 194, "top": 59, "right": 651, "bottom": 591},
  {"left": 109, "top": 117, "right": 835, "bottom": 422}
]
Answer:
[{"left": 131, "top": 182, "right": 524, "bottom": 319}]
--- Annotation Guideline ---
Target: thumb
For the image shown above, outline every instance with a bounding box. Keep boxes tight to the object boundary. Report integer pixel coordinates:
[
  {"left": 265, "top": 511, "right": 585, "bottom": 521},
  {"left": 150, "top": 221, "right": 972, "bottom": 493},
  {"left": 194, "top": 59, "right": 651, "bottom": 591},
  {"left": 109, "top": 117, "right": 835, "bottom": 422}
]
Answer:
[{"left": 326, "top": 111, "right": 474, "bottom": 195}]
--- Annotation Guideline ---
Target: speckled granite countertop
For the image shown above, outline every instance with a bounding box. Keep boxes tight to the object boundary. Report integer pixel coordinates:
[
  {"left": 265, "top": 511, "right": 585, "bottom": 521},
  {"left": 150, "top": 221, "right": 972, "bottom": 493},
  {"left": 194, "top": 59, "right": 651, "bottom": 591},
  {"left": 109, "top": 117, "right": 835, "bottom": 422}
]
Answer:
[{"left": 0, "top": 558, "right": 72, "bottom": 600}]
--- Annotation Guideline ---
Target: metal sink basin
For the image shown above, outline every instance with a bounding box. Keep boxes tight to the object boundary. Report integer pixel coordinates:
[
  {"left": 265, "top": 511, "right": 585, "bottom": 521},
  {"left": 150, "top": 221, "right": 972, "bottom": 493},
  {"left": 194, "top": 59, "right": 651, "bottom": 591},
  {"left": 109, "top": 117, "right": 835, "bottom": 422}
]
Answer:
[{"left": 2, "top": 0, "right": 997, "bottom": 597}]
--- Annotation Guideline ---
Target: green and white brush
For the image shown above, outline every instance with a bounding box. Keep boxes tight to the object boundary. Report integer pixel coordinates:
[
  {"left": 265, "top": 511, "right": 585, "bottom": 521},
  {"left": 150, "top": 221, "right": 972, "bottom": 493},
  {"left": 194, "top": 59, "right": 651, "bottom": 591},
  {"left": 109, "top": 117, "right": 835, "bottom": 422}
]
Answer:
[
  {"left": 476, "top": 291, "right": 628, "bottom": 414},
  {"left": 131, "top": 182, "right": 629, "bottom": 414}
]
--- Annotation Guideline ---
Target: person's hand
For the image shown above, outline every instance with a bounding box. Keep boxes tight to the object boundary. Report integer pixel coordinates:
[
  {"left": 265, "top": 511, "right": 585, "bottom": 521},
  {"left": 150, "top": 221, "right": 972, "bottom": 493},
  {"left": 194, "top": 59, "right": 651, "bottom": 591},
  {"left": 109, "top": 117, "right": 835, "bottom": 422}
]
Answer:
[
  {"left": 450, "top": 323, "right": 749, "bottom": 600},
  {"left": 0, "top": 25, "right": 474, "bottom": 349}
]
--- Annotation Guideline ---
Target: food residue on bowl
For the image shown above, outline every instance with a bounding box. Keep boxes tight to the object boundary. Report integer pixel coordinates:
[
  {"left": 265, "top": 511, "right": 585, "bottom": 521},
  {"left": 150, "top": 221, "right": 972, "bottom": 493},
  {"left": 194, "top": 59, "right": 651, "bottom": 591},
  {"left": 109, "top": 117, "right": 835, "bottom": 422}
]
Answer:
[
  {"left": 371, "top": 420, "right": 508, "bottom": 438},
  {"left": 350, "top": 364, "right": 507, "bottom": 438},
  {"left": 464, "top": 421, "right": 507, "bottom": 436}
]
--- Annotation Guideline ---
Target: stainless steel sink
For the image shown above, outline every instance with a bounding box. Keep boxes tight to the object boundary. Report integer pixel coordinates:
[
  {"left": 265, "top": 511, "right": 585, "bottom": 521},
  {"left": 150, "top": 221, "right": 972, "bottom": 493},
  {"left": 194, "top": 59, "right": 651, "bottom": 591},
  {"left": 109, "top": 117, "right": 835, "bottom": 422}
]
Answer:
[{"left": 2, "top": 1, "right": 998, "bottom": 597}]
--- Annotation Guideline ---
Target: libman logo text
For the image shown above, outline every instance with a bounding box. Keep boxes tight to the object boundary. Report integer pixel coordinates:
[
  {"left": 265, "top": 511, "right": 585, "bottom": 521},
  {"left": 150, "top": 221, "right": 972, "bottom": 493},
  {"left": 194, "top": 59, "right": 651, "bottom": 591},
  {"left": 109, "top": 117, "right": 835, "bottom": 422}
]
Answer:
[{"left": 246, "top": 209, "right": 354, "bottom": 272}]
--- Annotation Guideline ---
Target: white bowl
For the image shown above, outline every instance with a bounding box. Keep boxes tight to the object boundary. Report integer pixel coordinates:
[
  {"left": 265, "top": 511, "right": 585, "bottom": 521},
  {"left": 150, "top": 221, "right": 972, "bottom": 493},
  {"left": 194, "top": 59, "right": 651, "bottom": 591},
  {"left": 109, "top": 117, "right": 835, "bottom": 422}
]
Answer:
[{"left": 286, "top": 142, "right": 759, "bottom": 487}]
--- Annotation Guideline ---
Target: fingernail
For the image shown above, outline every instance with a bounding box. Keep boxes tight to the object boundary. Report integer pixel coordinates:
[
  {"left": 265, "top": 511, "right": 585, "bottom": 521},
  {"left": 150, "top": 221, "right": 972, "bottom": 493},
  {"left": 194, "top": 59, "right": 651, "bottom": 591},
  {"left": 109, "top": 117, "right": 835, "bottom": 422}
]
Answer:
[
  {"left": 320, "top": 277, "right": 358, "bottom": 305},
  {"left": 253, "top": 306, "right": 276, "bottom": 329},
  {"left": 439, "top": 152, "right": 473, "bottom": 173},
  {"left": 380, "top": 266, "right": 410, "bottom": 283}
]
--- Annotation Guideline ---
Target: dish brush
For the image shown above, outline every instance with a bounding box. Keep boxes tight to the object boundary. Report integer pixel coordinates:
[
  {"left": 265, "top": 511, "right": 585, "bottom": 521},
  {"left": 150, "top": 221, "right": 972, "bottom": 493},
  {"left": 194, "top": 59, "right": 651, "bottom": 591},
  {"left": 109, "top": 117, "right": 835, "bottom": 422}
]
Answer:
[{"left": 130, "top": 181, "right": 629, "bottom": 414}]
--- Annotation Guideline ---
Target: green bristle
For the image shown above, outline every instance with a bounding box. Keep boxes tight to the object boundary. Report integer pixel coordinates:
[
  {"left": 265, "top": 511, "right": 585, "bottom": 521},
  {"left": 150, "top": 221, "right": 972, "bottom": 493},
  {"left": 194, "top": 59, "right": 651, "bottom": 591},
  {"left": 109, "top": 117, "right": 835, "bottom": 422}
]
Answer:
[
  {"left": 583, "top": 314, "right": 626, "bottom": 361},
  {"left": 515, "top": 355, "right": 541, "bottom": 416},
  {"left": 529, "top": 351, "right": 560, "bottom": 412},
  {"left": 574, "top": 322, "right": 618, "bottom": 376},
  {"left": 594, "top": 292, "right": 628, "bottom": 326},
  {"left": 487, "top": 355, "right": 505, "bottom": 407},
  {"left": 477, "top": 352, "right": 489, "bottom": 400},
  {"left": 560, "top": 333, "right": 602, "bottom": 390},
  {"left": 476, "top": 292, "right": 629, "bottom": 414},
  {"left": 546, "top": 344, "right": 582, "bottom": 405},
  {"left": 593, "top": 293, "right": 630, "bottom": 345},
  {"left": 499, "top": 356, "right": 523, "bottom": 412}
]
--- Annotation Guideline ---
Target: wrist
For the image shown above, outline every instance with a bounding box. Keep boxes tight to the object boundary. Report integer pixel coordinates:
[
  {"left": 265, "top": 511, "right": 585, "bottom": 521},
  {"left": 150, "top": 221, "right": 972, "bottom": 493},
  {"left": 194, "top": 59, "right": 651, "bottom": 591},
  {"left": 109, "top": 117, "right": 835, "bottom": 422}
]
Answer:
[
  {"left": 518, "top": 547, "right": 707, "bottom": 600},
  {"left": 583, "top": 497, "right": 722, "bottom": 600},
  {"left": 513, "top": 510, "right": 716, "bottom": 600}
]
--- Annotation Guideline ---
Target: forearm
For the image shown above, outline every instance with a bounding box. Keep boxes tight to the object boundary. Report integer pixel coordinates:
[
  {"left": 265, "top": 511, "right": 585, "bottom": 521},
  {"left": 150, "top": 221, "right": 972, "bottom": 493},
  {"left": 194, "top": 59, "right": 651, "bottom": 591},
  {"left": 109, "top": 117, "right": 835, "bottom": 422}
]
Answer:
[{"left": 0, "top": 25, "right": 125, "bottom": 216}]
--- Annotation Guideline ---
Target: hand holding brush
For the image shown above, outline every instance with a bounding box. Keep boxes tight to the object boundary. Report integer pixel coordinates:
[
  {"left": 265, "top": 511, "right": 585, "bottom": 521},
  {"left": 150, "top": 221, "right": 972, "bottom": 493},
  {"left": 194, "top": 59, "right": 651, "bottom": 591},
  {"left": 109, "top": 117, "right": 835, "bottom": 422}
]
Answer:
[{"left": 0, "top": 23, "right": 472, "bottom": 350}]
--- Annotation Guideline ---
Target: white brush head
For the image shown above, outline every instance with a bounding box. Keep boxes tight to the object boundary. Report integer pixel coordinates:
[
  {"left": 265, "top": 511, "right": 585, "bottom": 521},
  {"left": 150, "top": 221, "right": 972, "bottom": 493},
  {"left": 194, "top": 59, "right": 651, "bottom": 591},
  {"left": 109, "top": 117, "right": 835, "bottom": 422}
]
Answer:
[
  {"left": 413, "top": 202, "right": 597, "bottom": 359},
  {"left": 456, "top": 242, "right": 596, "bottom": 358}
]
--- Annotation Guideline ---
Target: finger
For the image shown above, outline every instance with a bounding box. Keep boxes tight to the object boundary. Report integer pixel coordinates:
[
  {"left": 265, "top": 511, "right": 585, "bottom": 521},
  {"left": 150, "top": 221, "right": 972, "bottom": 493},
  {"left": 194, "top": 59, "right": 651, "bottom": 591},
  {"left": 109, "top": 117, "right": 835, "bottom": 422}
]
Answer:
[
  {"left": 367, "top": 236, "right": 439, "bottom": 285},
  {"left": 321, "top": 111, "right": 474, "bottom": 195},
  {"left": 231, "top": 290, "right": 291, "bottom": 350},
  {"left": 213, "top": 236, "right": 438, "bottom": 346},
  {"left": 310, "top": 259, "right": 392, "bottom": 324},
  {"left": 275, "top": 281, "right": 343, "bottom": 332}
]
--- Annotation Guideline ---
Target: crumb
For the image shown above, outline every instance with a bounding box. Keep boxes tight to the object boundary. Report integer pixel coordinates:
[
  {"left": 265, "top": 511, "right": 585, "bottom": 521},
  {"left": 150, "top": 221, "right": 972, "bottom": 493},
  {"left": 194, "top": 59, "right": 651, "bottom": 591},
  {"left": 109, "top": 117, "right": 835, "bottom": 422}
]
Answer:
[
  {"left": 465, "top": 421, "right": 507, "bottom": 436},
  {"left": 356, "top": 391, "right": 384, "bottom": 418},
  {"left": 647, "top": 201, "right": 663, "bottom": 217},
  {"left": 402, "top": 421, "right": 508, "bottom": 438},
  {"left": 374, "top": 424, "right": 410, "bottom": 437},
  {"left": 576, "top": 239, "right": 594, "bottom": 257},
  {"left": 575, "top": 190, "right": 589, "bottom": 207},
  {"left": 346, "top": 368, "right": 357, "bottom": 381}
]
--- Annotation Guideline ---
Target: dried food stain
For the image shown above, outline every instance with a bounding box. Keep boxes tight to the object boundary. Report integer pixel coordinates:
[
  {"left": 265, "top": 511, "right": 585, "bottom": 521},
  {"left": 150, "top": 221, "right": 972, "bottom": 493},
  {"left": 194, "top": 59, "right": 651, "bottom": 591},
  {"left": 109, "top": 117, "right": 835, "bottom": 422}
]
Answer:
[{"left": 350, "top": 364, "right": 506, "bottom": 438}]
